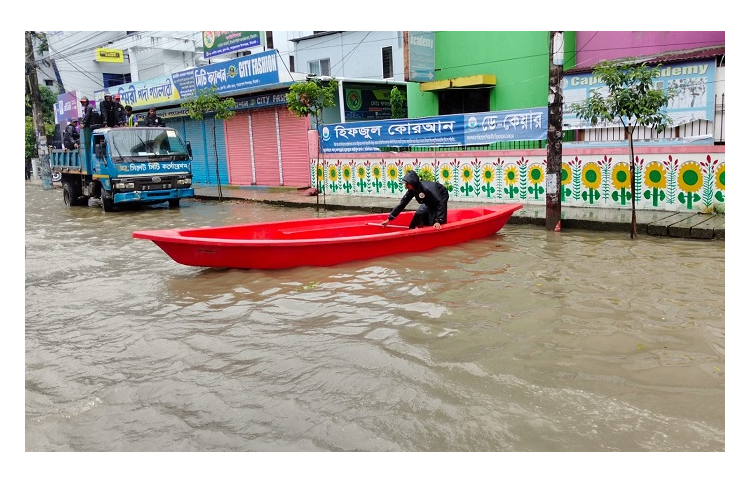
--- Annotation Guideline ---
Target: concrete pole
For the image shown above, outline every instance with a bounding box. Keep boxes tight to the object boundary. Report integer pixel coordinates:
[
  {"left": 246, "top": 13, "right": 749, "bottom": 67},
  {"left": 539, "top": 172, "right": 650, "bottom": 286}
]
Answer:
[
  {"left": 26, "top": 31, "right": 52, "bottom": 190},
  {"left": 546, "top": 31, "right": 564, "bottom": 231}
]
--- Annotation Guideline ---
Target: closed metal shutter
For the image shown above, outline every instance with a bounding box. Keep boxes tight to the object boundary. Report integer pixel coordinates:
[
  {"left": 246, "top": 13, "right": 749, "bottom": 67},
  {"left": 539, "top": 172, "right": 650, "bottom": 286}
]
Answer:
[
  {"left": 250, "top": 108, "right": 280, "bottom": 186},
  {"left": 224, "top": 112, "right": 253, "bottom": 185},
  {"left": 183, "top": 118, "right": 211, "bottom": 186},
  {"left": 277, "top": 108, "right": 311, "bottom": 187}
]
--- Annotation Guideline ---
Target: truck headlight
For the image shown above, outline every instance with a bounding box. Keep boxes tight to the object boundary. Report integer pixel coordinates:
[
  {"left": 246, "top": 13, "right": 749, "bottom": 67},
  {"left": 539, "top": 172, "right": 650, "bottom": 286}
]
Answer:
[{"left": 177, "top": 178, "right": 192, "bottom": 186}]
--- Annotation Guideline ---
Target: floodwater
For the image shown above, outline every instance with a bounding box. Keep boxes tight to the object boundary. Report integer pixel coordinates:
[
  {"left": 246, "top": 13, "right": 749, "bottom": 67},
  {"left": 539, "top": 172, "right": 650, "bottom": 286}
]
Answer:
[{"left": 25, "top": 183, "right": 725, "bottom": 455}]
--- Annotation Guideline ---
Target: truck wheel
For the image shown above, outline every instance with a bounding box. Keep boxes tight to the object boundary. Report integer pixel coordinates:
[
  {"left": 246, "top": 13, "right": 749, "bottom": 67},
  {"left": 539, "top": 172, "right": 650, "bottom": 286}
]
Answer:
[
  {"left": 101, "top": 191, "right": 115, "bottom": 212},
  {"left": 168, "top": 198, "right": 180, "bottom": 208},
  {"left": 62, "top": 181, "right": 81, "bottom": 207}
]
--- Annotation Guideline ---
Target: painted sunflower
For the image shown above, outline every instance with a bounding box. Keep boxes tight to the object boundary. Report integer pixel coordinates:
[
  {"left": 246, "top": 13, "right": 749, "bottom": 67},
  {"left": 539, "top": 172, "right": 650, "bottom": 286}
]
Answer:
[
  {"left": 316, "top": 165, "right": 324, "bottom": 182},
  {"left": 504, "top": 165, "right": 518, "bottom": 185},
  {"left": 582, "top": 162, "right": 602, "bottom": 190},
  {"left": 328, "top": 165, "right": 337, "bottom": 182},
  {"left": 716, "top": 163, "right": 725, "bottom": 190},
  {"left": 678, "top": 161, "right": 703, "bottom": 193},
  {"left": 342, "top": 165, "right": 352, "bottom": 181},
  {"left": 482, "top": 166, "right": 495, "bottom": 183},
  {"left": 561, "top": 163, "right": 572, "bottom": 185},
  {"left": 528, "top": 164, "right": 544, "bottom": 184},
  {"left": 372, "top": 166, "right": 382, "bottom": 178},
  {"left": 357, "top": 165, "right": 366, "bottom": 179},
  {"left": 460, "top": 165, "right": 473, "bottom": 183},
  {"left": 440, "top": 164, "right": 452, "bottom": 184},
  {"left": 611, "top": 162, "right": 631, "bottom": 190},
  {"left": 386, "top": 164, "right": 398, "bottom": 180},
  {"left": 644, "top": 161, "right": 667, "bottom": 190}
]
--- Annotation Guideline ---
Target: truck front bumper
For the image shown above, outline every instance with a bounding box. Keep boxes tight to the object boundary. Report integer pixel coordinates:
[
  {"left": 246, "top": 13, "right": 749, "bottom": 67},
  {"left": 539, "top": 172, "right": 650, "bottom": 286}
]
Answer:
[{"left": 114, "top": 188, "right": 195, "bottom": 204}]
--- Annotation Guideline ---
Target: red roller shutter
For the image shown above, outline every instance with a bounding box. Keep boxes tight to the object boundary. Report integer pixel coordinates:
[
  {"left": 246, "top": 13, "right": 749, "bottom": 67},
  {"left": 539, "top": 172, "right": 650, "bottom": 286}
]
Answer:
[
  {"left": 277, "top": 108, "right": 311, "bottom": 187},
  {"left": 225, "top": 112, "right": 252, "bottom": 185},
  {"left": 250, "top": 108, "right": 280, "bottom": 186}
]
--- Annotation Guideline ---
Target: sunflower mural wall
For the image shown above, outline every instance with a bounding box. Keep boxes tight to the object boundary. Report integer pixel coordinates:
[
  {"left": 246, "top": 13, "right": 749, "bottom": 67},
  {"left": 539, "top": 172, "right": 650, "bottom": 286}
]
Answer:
[{"left": 312, "top": 148, "right": 725, "bottom": 213}]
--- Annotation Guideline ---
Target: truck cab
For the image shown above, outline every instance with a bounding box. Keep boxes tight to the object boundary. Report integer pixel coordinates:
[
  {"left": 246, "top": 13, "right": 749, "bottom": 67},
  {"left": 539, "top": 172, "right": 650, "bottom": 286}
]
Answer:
[{"left": 51, "top": 126, "right": 194, "bottom": 212}]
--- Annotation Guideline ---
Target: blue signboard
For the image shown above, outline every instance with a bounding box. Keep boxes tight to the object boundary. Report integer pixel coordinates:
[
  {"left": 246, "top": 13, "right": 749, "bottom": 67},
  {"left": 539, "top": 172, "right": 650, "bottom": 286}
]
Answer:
[
  {"left": 95, "top": 50, "right": 281, "bottom": 110},
  {"left": 321, "top": 107, "right": 548, "bottom": 153},
  {"left": 194, "top": 50, "right": 279, "bottom": 96},
  {"left": 563, "top": 60, "right": 716, "bottom": 129},
  {"left": 408, "top": 31, "right": 435, "bottom": 82}
]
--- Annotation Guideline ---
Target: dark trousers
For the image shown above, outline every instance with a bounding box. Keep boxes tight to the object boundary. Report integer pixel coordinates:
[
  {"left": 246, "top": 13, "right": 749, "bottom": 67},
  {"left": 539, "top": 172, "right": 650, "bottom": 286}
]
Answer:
[{"left": 409, "top": 204, "right": 436, "bottom": 229}]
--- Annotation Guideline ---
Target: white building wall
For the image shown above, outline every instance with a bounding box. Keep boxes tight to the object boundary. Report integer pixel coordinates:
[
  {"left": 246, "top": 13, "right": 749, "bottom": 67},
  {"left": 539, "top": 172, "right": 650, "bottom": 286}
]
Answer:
[{"left": 293, "top": 31, "right": 405, "bottom": 81}]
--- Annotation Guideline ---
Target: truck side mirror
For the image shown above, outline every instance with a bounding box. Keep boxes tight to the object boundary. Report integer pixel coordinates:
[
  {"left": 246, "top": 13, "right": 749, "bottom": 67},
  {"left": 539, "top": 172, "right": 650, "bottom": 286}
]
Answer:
[{"left": 186, "top": 141, "right": 193, "bottom": 159}]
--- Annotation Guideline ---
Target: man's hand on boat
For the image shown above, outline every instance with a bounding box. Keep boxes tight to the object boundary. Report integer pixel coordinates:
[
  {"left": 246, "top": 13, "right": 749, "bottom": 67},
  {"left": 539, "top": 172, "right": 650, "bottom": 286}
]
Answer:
[
  {"left": 433, "top": 222, "right": 442, "bottom": 230},
  {"left": 380, "top": 219, "right": 390, "bottom": 227}
]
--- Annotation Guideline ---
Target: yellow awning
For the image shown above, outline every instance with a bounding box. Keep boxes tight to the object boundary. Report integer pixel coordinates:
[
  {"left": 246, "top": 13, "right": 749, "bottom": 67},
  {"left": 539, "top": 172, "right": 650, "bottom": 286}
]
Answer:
[{"left": 420, "top": 74, "right": 496, "bottom": 92}]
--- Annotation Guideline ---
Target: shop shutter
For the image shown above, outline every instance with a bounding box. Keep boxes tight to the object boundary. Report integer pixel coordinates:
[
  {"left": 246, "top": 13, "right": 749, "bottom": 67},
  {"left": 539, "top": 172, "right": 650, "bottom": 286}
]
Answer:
[
  {"left": 250, "top": 108, "right": 281, "bottom": 186},
  {"left": 277, "top": 108, "right": 311, "bottom": 187},
  {"left": 224, "top": 112, "right": 253, "bottom": 185},
  {"left": 183, "top": 118, "right": 211, "bottom": 185}
]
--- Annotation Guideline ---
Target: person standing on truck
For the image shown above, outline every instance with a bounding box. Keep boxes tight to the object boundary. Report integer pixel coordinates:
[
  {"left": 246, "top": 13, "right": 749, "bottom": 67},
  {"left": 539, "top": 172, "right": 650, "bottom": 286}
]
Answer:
[
  {"left": 63, "top": 118, "right": 80, "bottom": 150},
  {"left": 80, "top": 97, "right": 97, "bottom": 128},
  {"left": 113, "top": 94, "right": 126, "bottom": 126},
  {"left": 100, "top": 94, "right": 118, "bottom": 128},
  {"left": 144, "top": 108, "right": 166, "bottom": 127},
  {"left": 125, "top": 106, "right": 138, "bottom": 126}
]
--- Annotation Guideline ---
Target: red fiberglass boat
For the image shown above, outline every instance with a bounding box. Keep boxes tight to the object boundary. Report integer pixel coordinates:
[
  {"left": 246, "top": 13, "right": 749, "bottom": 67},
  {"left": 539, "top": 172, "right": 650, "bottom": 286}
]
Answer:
[{"left": 132, "top": 204, "right": 523, "bottom": 270}]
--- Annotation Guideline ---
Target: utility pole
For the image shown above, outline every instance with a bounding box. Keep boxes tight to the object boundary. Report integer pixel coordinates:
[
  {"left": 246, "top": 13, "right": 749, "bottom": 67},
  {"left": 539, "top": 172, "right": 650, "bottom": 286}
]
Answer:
[
  {"left": 546, "top": 31, "right": 564, "bottom": 231},
  {"left": 25, "top": 31, "right": 52, "bottom": 189}
]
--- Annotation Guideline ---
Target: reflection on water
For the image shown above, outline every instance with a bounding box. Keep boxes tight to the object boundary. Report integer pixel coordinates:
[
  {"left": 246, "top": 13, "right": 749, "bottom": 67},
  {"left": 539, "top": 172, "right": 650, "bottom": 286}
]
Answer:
[{"left": 25, "top": 184, "right": 725, "bottom": 452}]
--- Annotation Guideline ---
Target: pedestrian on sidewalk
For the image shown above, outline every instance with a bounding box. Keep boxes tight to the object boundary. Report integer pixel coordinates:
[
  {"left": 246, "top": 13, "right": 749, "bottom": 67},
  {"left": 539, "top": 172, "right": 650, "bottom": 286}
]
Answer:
[{"left": 381, "top": 170, "right": 449, "bottom": 230}]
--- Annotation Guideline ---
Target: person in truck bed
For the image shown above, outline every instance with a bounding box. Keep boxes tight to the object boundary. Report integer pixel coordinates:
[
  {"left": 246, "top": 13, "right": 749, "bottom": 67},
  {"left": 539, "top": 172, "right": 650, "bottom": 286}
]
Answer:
[{"left": 144, "top": 108, "right": 165, "bottom": 127}]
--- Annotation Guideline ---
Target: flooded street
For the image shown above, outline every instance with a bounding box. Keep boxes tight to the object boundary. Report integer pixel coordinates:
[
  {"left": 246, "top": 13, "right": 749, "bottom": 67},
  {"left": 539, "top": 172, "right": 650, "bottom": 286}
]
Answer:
[{"left": 25, "top": 183, "right": 725, "bottom": 454}]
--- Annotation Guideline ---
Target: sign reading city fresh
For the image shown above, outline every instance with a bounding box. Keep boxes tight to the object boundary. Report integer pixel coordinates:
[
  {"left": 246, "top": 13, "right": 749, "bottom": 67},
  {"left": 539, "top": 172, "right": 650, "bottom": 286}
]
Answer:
[
  {"left": 321, "top": 107, "right": 547, "bottom": 153},
  {"left": 94, "top": 50, "right": 280, "bottom": 109},
  {"left": 203, "top": 31, "right": 262, "bottom": 59}
]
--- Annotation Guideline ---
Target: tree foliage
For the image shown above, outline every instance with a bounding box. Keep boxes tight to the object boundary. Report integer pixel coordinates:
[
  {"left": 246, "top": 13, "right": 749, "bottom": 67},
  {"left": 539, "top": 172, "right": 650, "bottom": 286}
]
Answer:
[
  {"left": 24, "top": 85, "right": 57, "bottom": 160},
  {"left": 570, "top": 60, "right": 676, "bottom": 238},
  {"left": 286, "top": 79, "right": 338, "bottom": 126},
  {"left": 389, "top": 86, "right": 406, "bottom": 119},
  {"left": 182, "top": 85, "right": 236, "bottom": 122}
]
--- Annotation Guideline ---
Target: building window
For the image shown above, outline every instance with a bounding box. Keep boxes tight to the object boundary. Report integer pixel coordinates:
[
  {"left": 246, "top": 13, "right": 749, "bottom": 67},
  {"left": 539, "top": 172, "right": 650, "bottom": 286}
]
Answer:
[
  {"left": 308, "top": 59, "right": 330, "bottom": 77},
  {"left": 44, "top": 79, "right": 54, "bottom": 87},
  {"left": 102, "top": 72, "right": 132, "bottom": 89},
  {"left": 266, "top": 31, "right": 273, "bottom": 49},
  {"left": 289, "top": 55, "right": 295, "bottom": 72},
  {"left": 382, "top": 46, "right": 393, "bottom": 79}
]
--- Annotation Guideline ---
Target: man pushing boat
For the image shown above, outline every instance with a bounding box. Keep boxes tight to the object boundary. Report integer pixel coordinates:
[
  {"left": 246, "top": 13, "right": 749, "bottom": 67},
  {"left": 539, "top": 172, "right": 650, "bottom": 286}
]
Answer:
[{"left": 381, "top": 170, "right": 450, "bottom": 230}]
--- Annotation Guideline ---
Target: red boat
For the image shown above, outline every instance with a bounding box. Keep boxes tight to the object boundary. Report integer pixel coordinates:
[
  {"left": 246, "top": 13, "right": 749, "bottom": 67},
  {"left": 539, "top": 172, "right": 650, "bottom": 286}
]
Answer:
[{"left": 132, "top": 204, "right": 523, "bottom": 270}]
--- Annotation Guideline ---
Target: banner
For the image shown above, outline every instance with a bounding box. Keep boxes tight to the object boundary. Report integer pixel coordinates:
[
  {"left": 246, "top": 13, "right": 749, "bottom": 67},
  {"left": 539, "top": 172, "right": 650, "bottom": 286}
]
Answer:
[
  {"left": 321, "top": 107, "right": 548, "bottom": 153},
  {"left": 95, "top": 50, "right": 281, "bottom": 109},
  {"left": 203, "top": 31, "right": 262, "bottom": 59},
  {"left": 563, "top": 60, "right": 716, "bottom": 129}
]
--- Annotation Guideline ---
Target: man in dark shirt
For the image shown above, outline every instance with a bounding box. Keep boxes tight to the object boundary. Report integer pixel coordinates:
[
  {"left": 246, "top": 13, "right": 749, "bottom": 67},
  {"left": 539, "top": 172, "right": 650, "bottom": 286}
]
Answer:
[
  {"left": 63, "top": 118, "right": 80, "bottom": 150},
  {"left": 100, "top": 94, "right": 118, "bottom": 128},
  {"left": 144, "top": 107, "right": 166, "bottom": 127}
]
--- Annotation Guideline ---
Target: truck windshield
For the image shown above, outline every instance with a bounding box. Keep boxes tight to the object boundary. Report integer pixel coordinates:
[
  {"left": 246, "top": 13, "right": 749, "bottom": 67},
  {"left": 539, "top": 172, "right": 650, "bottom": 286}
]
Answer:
[{"left": 109, "top": 129, "right": 189, "bottom": 158}]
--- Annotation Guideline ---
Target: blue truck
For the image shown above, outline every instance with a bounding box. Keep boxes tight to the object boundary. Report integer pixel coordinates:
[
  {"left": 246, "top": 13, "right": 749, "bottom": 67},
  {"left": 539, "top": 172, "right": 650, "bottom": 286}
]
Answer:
[{"left": 50, "top": 126, "right": 194, "bottom": 211}]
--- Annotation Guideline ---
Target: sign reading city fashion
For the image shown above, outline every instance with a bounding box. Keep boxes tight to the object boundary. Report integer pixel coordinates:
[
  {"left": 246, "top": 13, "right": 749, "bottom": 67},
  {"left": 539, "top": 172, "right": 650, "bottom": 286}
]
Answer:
[
  {"left": 94, "top": 50, "right": 280, "bottom": 109},
  {"left": 203, "top": 31, "right": 263, "bottom": 59},
  {"left": 95, "top": 48, "right": 124, "bottom": 63},
  {"left": 321, "top": 107, "right": 547, "bottom": 153},
  {"left": 562, "top": 60, "right": 716, "bottom": 129},
  {"left": 408, "top": 31, "right": 435, "bottom": 82}
]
